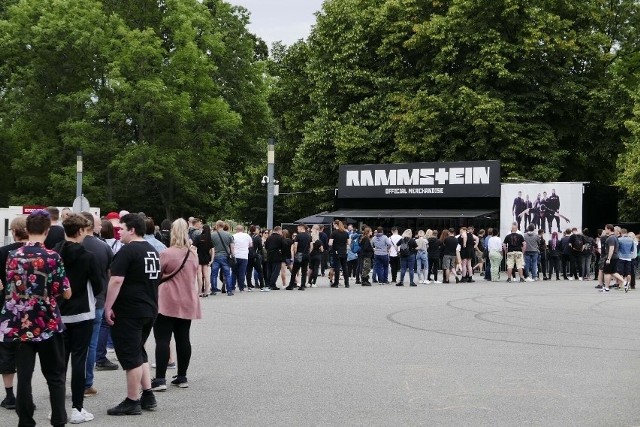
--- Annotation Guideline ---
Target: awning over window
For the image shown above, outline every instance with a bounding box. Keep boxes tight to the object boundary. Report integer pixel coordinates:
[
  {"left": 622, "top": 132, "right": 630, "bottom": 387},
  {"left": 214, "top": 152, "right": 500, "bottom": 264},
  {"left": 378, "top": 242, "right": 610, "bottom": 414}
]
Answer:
[{"left": 318, "top": 209, "right": 496, "bottom": 219}]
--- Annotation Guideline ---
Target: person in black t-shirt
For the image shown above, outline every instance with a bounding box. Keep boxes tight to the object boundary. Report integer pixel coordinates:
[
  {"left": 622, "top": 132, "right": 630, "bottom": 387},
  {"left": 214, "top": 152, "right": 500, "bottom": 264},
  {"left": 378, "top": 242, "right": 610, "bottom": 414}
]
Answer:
[
  {"left": 318, "top": 225, "right": 329, "bottom": 276},
  {"left": 503, "top": 223, "right": 526, "bottom": 282},
  {"left": 104, "top": 214, "right": 159, "bottom": 416},
  {"left": 308, "top": 225, "right": 324, "bottom": 287},
  {"left": 441, "top": 229, "right": 459, "bottom": 283},
  {"left": 329, "top": 220, "right": 350, "bottom": 288},
  {"left": 43, "top": 206, "right": 66, "bottom": 250},
  {"left": 247, "top": 225, "right": 265, "bottom": 289},
  {"left": 264, "top": 227, "right": 285, "bottom": 290},
  {"left": 287, "top": 224, "right": 312, "bottom": 290}
]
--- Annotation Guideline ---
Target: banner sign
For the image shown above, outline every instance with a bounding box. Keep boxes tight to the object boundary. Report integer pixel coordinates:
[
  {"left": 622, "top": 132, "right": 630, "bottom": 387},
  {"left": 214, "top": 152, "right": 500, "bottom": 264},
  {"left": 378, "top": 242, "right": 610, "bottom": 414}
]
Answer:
[
  {"left": 338, "top": 161, "right": 501, "bottom": 198},
  {"left": 500, "top": 182, "right": 583, "bottom": 240},
  {"left": 22, "top": 206, "right": 46, "bottom": 214}
]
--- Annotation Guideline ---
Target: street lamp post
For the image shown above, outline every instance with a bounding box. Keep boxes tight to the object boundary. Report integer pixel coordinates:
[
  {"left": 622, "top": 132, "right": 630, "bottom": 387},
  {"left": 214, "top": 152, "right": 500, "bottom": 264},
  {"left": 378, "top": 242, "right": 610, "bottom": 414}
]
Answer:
[
  {"left": 76, "top": 149, "right": 83, "bottom": 199},
  {"left": 267, "top": 138, "right": 275, "bottom": 229}
]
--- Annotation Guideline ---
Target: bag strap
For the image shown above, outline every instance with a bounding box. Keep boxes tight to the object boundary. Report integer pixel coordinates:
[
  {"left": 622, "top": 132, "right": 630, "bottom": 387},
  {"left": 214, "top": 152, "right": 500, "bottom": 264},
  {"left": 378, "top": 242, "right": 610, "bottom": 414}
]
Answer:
[
  {"left": 160, "top": 249, "right": 191, "bottom": 284},
  {"left": 216, "top": 230, "right": 232, "bottom": 257}
]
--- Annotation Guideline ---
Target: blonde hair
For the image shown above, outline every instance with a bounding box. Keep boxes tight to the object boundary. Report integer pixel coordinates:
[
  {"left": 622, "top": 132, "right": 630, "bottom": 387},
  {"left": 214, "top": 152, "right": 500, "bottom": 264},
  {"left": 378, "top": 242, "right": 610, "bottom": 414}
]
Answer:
[
  {"left": 170, "top": 218, "right": 190, "bottom": 248},
  {"left": 417, "top": 230, "right": 425, "bottom": 238},
  {"left": 311, "top": 224, "right": 320, "bottom": 243},
  {"left": 425, "top": 229, "right": 433, "bottom": 238},
  {"left": 402, "top": 229, "right": 413, "bottom": 238}
]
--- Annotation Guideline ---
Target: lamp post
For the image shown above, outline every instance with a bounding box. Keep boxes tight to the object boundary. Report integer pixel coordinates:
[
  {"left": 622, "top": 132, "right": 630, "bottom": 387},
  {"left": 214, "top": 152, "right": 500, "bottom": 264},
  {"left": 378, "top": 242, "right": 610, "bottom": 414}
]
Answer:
[
  {"left": 267, "top": 138, "right": 275, "bottom": 229},
  {"left": 76, "top": 149, "right": 83, "bottom": 199}
]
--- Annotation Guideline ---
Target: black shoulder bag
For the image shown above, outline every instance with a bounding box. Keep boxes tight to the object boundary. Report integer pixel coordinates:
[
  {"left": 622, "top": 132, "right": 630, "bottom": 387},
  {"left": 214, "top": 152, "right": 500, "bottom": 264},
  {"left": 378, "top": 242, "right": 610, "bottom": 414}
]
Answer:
[
  {"left": 216, "top": 230, "right": 236, "bottom": 268},
  {"left": 159, "top": 249, "right": 191, "bottom": 284}
]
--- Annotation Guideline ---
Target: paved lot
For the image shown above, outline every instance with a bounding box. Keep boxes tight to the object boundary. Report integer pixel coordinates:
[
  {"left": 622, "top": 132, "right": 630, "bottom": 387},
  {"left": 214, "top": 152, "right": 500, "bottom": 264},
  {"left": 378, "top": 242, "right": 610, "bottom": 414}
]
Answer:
[{"left": 5, "top": 276, "right": 640, "bottom": 426}]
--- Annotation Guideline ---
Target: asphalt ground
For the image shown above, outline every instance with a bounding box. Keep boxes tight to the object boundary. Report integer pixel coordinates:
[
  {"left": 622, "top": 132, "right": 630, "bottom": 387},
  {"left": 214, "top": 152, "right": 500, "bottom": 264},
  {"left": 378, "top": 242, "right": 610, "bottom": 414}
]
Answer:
[{"left": 3, "top": 274, "right": 640, "bottom": 427}]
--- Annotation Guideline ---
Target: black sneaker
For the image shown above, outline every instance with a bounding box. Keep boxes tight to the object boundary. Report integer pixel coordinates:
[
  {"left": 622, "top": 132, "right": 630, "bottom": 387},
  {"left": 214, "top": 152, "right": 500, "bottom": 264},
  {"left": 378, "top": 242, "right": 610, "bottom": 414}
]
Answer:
[
  {"left": 95, "top": 360, "right": 119, "bottom": 371},
  {"left": 519, "top": 278, "right": 525, "bottom": 283},
  {"left": 595, "top": 284, "right": 603, "bottom": 289},
  {"left": 298, "top": 286, "right": 305, "bottom": 291},
  {"left": 151, "top": 378, "right": 167, "bottom": 392},
  {"left": 1, "top": 396, "right": 16, "bottom": 410},
  {"left": 170, "top": 375, "right": 189, "bottom": 388},
  {"left": 506, "top": 278, "right": 512, "bottom": 283},
  {"left": 140, "top": 391, "right": 157, "bottom": 411},
  {"left": 285, "top": 285, "right": 296, "bottom": 290},
  {"left": 107, "top": 398, "right": 142, "bottom": 416},
  {"left": 345, "top": 284, "right": 349, "bottom": 288},
  {"left": 409, "top": 283, "right": 417, "bottom": 287},
  {"left": 330, "top": 284, "right": 338, "bottom": 288}
]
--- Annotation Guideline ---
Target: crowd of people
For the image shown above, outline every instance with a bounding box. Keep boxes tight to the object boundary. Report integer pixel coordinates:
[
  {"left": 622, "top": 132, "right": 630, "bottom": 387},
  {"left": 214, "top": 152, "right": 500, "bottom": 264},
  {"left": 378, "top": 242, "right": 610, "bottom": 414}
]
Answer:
[
  {"left": 0, "top": 207, "right": 635, "bottom": 425},
  {"left": 185, "top": 218, "right": 638, "bottom": 293},
  {"left": 0, "top": 207, "right": 200, "bottom": 425}
]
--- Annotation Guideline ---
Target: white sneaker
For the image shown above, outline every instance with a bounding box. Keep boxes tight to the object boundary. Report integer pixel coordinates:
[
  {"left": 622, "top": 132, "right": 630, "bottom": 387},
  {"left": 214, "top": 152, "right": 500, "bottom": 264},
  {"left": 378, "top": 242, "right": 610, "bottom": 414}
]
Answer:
[
  {"left": 568, "top": 277, "right": 574, "bottom": 281},
  {"left": 525, "top": 277, "right": 534, "bottom": 282},
  {"left": 434, "top": 281, "right": 442, "bottom": 284},
  {"left": 260, "top": 287, "right": 270, "bottom": 292},
  {"left": 425, "top": 280, "right": 432, "bottom": 284},
  {"left": 70, "top": 407, "right": 94, "bottom": 424}
]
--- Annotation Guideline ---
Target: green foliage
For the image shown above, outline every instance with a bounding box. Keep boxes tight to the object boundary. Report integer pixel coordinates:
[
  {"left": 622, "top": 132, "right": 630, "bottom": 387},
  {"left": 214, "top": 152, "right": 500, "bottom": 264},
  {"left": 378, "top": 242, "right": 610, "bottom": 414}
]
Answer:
[
  {"left": 0, "top": 0, "right": 270, "bottom": 220},
  {"left": 267, "top": 0, "right": 639, "bottom": 220}
]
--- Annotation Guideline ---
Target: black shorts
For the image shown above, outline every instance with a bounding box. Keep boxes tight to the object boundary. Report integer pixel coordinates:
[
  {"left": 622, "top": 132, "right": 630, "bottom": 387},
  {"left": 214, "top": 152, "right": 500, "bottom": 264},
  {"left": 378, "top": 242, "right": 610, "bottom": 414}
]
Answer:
[
  {"left": 0, "top": 342, "right": 17, "bottom": 374},
  {"left": 602, "top": 258, "right": 618, "bottom": 275},
  {"left": 617, "top": 259, "right": 633, "bottom": 277},
  {"left": 111, "top": 316, "right": 154, "bottom": 370}
]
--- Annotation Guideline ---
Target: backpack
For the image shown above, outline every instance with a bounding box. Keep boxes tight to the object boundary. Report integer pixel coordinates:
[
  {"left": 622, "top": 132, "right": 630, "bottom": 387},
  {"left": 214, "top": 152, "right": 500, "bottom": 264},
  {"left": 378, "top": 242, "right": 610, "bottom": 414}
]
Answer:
[
  {"left": 573, "top": 234, "right": 584, "bottom": 252},
  {"left": 350, "top": 235, "right": 361, "bottom": 254},
  {"left": 398, "top": 238, "right": 410, "bottom": 257}
]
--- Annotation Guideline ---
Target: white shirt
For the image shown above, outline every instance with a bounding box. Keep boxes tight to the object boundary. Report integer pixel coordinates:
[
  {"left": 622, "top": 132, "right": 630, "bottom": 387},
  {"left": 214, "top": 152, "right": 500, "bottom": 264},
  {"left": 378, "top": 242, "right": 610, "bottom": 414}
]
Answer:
[
  {"left": 389, "top": 234, "right": 402, "bottom": 257},
  {"left": 232, "top": 232, "right": 253, "bottom": 259},
  {"left": 487, "top": 236, "right": 502, "bottom": 252}
]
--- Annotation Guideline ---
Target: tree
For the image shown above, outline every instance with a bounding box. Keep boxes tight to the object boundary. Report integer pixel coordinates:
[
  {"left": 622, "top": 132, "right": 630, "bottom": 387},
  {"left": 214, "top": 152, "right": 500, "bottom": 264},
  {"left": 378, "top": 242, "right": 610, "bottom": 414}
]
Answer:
[
  {"left": 0, "top": 0, "right": 271, "bottom": 220},
  {"left": 267, "top": 0, "right": 638, "bottom": 219}
]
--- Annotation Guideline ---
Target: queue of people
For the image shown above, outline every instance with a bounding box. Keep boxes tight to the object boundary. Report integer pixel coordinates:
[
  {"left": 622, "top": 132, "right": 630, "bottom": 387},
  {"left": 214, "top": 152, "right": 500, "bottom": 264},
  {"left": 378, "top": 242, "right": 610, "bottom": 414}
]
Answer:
[
  {"left": 1, "top": 208, "right": 635, "bottom": 426},
  {"left": 0, "top": 208, "right": 201, "bottom": 425}
]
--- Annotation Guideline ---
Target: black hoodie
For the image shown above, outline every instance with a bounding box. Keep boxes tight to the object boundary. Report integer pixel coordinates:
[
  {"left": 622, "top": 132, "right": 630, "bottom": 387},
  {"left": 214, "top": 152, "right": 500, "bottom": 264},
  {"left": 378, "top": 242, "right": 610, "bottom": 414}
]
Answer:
[{"left": 54, "top": 240, "right": 102, "bottom": 323}]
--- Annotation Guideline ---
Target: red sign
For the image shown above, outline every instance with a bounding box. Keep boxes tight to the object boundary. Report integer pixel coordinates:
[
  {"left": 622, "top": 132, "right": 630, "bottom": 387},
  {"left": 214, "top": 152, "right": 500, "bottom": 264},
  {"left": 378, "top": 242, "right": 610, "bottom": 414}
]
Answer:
[{"left": 22, "top": 206, "right": 47, "bottom": 214}]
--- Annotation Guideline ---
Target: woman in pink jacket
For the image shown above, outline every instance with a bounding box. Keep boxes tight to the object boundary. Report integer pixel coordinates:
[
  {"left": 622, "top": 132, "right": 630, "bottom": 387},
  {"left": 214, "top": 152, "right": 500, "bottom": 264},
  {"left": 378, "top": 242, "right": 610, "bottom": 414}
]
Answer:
[{"left": 151, "top": 218, "right": 201, "bottom": 391}]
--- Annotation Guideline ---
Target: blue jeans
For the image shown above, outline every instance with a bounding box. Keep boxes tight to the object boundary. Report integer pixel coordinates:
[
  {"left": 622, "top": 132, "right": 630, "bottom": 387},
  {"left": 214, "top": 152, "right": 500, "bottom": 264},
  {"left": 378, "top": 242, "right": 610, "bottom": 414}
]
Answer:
[
  {"left": 416, "top": 250, "right": 428, "bottom": 281},
  {"left": 524, "top": 252, "right": 539, "bottom": 279},
  {"left": 85, "top": 307, "right": 102, "bottom": 388},
  {"left": 211, "top": 256, "right": 232, "bottom": 293},
  {"left": 96, "top": 310, "right": 111, "bottom": 363},
  {"left": 374, "top": 254, "right": 389, "bottom": 283},
  {"left": 233, "top": 258, "right": 249, "bottom": 290},
  {"left": 399, "top": 255, "right": 416, "bottom": 284}
]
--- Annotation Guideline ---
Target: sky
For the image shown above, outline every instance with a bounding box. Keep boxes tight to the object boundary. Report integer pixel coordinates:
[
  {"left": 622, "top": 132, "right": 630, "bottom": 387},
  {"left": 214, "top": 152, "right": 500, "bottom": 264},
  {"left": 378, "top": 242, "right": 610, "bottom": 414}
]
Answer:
[{"left": 227, "top": 0, "right": 325, "bottom": 47}]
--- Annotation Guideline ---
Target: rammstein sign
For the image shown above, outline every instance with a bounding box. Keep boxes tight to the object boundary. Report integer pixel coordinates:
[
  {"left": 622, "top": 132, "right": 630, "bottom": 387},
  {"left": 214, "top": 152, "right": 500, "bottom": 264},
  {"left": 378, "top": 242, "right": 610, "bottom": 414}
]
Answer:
[{"left": 338, "top": 161, "right": 501, "bottom": 198}]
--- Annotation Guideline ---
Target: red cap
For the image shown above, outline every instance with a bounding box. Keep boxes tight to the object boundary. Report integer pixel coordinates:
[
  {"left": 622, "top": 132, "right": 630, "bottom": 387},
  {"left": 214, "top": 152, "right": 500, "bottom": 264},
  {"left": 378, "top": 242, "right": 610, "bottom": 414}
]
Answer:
[{"left": 105, "top": 212, "right": 119, "bottom": 220}]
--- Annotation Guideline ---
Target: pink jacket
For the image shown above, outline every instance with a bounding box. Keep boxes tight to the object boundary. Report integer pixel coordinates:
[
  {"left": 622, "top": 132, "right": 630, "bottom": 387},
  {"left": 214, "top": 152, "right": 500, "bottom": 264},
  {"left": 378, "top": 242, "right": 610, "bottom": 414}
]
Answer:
[{"left": 158, "top": 247, "right": 201, "bottom": 320}]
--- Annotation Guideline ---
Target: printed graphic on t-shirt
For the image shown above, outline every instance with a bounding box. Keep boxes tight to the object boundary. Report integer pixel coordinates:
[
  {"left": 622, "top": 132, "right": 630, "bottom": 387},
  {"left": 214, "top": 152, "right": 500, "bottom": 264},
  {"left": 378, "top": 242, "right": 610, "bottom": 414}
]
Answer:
[{"left": 145, "top": 252, "right": 160, "bottom": 279}]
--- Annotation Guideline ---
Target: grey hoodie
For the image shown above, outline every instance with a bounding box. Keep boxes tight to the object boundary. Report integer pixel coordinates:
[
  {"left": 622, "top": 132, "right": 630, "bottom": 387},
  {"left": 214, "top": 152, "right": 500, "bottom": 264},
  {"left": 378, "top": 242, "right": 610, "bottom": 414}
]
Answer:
[
  {"left": 372, "top": 233, "right": 392, "bottom": 256},
  {"left": 523, "top": 231, "right": 539, "bottom": 253}
]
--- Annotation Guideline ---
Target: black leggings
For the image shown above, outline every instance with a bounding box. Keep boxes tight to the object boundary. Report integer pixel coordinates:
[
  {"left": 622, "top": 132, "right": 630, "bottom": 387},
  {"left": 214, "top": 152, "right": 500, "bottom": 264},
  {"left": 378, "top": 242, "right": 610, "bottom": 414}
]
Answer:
[
  {"left": 333, "top": 255, "right": 349, "bottom": 286},
  {"left": 389, "top": 256, "right": 400, "bottom": 282},
  {"left": 427, "top": 257, "right": 439, "bottom": 281},
  {"left": 548, "top": 256, "right": 561, "bottom": 279},
  {"left": 153, "top": 314, "right": 192, "bottom": 379}
]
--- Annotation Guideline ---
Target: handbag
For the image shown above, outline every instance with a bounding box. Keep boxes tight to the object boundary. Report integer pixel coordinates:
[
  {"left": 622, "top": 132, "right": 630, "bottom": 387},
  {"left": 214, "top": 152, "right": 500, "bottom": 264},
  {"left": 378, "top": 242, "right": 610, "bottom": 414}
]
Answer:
[
  {"left": 159, "top": 249, "right": 191, "bottom": 284},
  {"left": 216, "top": 230, "right": 237, "bottom": 268}
]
